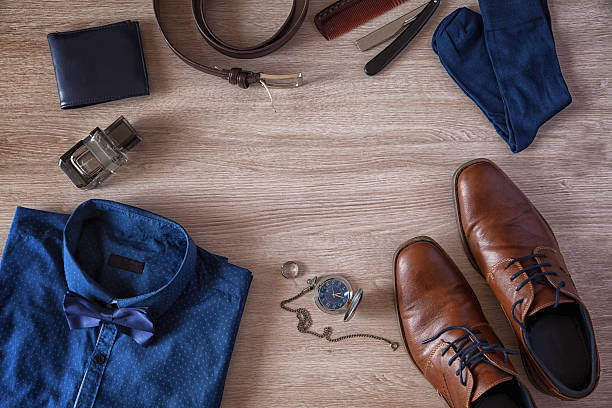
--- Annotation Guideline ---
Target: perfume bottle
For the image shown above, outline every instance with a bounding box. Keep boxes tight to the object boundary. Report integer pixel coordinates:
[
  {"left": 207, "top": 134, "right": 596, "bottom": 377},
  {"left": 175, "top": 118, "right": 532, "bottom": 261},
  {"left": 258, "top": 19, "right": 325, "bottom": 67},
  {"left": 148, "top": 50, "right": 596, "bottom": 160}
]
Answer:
[{"left": 59, "top": 116, "right": 141, "bottom": 189}]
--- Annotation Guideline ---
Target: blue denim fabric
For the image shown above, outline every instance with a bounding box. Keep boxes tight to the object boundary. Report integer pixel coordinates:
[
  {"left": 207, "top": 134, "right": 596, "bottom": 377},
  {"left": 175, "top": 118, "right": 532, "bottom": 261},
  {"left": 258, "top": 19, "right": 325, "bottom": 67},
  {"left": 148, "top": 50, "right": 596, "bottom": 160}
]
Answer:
[
  {"left": 0, "top": 200, "right": 252, "bottom": 407},
  {"left": 432, "top": 0, "right": 571, "bottom": 153}
]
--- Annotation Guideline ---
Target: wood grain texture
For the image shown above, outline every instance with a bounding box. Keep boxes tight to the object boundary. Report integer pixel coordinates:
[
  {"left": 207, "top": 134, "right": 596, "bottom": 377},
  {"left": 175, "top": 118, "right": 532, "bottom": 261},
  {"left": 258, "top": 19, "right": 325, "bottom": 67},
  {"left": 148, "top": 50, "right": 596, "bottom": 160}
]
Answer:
[{"left": 1, "top": 0, "right": 611, "bottom": 406}]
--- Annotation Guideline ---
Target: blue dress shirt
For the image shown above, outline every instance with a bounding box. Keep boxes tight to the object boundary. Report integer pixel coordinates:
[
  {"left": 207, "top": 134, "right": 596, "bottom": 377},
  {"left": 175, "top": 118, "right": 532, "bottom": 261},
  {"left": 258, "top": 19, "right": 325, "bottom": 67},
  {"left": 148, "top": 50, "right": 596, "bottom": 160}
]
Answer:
[{"left": 0, "top": 199, "right": 252, "bottom": 407}]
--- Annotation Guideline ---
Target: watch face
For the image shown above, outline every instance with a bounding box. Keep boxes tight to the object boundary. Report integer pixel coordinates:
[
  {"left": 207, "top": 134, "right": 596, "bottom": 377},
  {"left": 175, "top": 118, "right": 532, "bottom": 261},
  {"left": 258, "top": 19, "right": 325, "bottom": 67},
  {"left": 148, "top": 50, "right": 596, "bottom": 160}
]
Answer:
[{"left": 317, "top": 278, "right": 350, "bottom": 311}]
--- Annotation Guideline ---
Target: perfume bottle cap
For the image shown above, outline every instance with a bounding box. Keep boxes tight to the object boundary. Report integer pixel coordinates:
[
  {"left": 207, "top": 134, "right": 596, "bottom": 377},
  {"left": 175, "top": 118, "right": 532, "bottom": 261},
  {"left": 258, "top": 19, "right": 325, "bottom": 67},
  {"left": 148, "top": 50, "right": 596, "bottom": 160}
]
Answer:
[{"left": 104, "top": 116, "right": 141, "bottom": 151}]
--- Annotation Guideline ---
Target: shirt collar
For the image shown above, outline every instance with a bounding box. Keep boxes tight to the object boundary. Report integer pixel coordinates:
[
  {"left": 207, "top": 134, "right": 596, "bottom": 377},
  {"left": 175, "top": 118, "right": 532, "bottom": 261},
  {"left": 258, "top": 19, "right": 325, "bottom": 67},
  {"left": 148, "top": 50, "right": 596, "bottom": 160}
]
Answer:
[{"left": 63, "top": 199, "right": 198, "bottom": 317}]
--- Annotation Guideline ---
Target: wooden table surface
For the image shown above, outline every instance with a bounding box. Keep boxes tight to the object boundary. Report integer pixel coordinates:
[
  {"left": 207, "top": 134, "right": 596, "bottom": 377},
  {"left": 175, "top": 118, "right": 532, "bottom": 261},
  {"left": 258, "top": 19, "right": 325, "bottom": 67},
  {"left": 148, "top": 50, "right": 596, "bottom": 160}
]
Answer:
[{"left": 1, "top": 0, "right": 610, "bottom": 406}]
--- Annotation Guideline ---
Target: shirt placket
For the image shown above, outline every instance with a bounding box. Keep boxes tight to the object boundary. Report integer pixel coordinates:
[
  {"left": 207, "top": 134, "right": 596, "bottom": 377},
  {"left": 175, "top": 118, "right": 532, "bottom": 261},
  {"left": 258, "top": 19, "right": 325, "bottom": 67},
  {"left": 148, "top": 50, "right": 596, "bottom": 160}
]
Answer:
[{"left": 73, "top": 323, "right": 118, "bottom": 408}]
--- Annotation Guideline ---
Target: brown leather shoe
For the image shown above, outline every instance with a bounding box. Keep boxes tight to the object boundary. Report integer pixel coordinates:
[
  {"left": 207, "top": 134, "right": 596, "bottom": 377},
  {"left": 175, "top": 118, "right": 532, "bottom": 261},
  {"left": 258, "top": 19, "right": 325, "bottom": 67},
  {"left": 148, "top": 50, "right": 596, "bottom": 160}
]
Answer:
[
  {"left": 394, "top": 236, "right": 537, "bottom": 408},
  {"left": 453, "top": 159, "right": 600, "bottom": 400}
]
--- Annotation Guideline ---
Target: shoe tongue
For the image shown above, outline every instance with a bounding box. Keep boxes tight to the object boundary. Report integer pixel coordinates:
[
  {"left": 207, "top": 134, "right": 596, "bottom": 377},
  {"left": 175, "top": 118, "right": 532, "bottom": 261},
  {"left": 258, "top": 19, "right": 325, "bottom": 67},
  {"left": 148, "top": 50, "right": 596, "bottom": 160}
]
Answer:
[
  {"left": 526, "top": 283, "right": 574, "bottom": 317},
  {"left": 470, "top": 363, "right": 514, "bottom": 403},
  {"left": 464, "top": 325, "right": 517, "bottom": 403}
]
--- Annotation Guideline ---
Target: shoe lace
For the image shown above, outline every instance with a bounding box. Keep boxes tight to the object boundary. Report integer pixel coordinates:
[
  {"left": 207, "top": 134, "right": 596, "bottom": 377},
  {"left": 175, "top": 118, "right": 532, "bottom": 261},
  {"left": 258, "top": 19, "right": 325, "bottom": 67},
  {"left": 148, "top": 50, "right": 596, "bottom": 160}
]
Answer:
[
  {"left": 422, "top": 326, "right": 517, "bottom": 386},
  {"left": 506, "top": 254, "right": 566, "bottom": 332}
]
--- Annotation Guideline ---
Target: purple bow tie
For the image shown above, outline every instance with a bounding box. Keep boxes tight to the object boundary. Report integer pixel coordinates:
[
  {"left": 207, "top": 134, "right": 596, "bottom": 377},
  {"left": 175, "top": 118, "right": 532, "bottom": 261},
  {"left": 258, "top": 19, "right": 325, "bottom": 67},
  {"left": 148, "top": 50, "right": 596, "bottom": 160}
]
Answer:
[{"left": 63, "top": 290, "right": 155, "bottom": 346}]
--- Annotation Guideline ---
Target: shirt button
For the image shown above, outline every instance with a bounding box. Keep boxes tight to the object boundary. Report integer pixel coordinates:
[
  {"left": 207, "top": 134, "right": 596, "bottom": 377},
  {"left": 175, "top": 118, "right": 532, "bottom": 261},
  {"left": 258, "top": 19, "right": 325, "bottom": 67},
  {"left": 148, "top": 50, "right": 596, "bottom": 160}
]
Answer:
[{"left": 93, "top": 353, "right": 106, "bottom": 364}]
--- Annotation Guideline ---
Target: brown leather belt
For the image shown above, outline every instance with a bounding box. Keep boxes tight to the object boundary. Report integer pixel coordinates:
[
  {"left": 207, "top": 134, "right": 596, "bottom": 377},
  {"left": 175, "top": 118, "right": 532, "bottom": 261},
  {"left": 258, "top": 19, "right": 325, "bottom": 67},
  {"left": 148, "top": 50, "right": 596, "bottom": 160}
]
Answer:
[{"left": 153, "top": 0, "right": 308, "bottom": 89}]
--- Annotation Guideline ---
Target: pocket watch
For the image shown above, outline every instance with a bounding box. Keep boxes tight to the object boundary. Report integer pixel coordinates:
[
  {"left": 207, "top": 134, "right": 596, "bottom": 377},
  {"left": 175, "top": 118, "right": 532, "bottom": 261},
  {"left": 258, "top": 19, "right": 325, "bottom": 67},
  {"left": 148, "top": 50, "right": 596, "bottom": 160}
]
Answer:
[
  {"left": 313, "top": 274, "right": 363, "bottom": 322},
  {"left": 280, "top": 266, "right": 399, "bottom": 351}
]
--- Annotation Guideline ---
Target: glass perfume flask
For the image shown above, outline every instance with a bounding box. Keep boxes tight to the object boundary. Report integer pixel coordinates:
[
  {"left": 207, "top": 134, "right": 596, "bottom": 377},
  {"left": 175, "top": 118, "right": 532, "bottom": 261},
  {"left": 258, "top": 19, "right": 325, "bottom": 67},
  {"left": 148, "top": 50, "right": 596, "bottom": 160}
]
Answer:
[{"left": 59, "top": 116, "right": 141, "bottom": 189}]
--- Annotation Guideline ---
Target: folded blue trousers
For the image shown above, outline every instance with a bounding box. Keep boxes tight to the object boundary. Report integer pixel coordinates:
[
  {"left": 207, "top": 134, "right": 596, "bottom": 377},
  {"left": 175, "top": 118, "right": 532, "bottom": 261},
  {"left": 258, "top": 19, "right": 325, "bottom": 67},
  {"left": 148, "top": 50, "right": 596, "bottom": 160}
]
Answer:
[{"left": 432, "top": 0, "right": 571, "bottom": 153}]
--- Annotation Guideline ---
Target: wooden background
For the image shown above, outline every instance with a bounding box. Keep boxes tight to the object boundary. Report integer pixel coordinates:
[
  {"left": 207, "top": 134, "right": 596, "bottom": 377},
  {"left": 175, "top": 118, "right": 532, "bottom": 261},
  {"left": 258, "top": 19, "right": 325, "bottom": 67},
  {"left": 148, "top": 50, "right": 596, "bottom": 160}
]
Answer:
[{"left": 1, "top": 0, "right": 610, "bottom": 406}]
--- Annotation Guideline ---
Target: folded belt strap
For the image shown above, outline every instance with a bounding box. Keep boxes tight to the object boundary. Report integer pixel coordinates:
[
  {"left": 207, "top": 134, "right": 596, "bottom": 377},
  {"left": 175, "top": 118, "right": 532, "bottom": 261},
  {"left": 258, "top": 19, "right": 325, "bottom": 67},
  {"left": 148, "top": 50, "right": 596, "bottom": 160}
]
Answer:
[{"left": 153, "top": 0, "right": 309, "bottom": 89}]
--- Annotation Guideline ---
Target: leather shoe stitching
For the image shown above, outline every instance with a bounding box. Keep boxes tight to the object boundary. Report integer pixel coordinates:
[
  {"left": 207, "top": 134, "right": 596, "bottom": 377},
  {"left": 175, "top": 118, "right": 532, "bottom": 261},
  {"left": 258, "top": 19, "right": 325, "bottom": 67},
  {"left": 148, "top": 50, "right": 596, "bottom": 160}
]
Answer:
[
  {"left": 486, "top": 257, "right": 514, "bottom": 281},
  {"left": 424, "top": 342, "right": 446, "bottom": 376}
]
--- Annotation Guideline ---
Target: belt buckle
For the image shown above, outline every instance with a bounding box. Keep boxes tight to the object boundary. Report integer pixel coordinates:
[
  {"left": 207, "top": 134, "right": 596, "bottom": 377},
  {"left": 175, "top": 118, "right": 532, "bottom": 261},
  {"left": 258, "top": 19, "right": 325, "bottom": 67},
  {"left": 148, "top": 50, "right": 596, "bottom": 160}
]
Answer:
[{"left": 259, "top": 72, "right": 303, "bottom": 88}]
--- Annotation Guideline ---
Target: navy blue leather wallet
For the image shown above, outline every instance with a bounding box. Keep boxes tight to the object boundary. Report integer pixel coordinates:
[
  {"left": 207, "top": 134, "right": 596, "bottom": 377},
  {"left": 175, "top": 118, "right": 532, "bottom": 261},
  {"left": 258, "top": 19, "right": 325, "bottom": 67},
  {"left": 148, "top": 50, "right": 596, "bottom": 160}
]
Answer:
[{"left": 47, "top": 20, "right": 149, "bottom": 109}]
